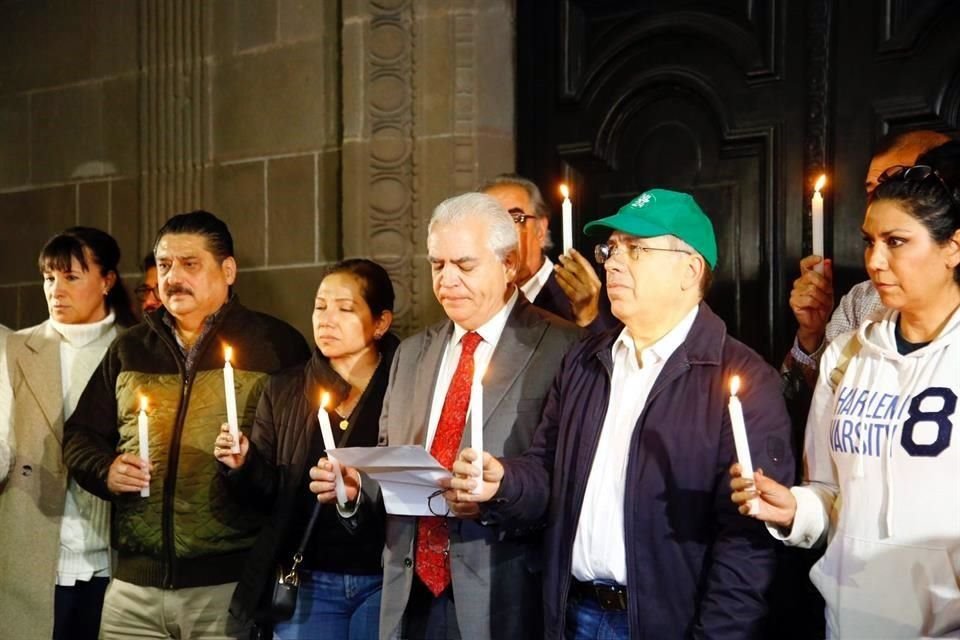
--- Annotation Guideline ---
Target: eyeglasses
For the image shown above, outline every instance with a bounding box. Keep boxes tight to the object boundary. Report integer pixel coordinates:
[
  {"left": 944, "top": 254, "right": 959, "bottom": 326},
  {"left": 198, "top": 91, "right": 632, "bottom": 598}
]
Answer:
[
  {"left": 594, "top": 242, "right": 691, "bottom": 264},
  {"left": 427, "top": 489, "right": 451, "bottom": 517},
  {"left": 508, "top": 208, "right": 534, "bottom": 224},
  {"left": 876, "top": 164, "right": 951, "bottom": 193},
  {"left": 134, "top": 285, "right": 159, "bottom": 301}
]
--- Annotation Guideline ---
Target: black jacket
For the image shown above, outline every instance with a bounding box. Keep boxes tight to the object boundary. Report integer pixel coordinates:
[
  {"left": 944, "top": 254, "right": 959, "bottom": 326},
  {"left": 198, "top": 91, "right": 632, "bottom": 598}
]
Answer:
[{"left": 227, "top": 335, "right": 398, "bottom": 623}]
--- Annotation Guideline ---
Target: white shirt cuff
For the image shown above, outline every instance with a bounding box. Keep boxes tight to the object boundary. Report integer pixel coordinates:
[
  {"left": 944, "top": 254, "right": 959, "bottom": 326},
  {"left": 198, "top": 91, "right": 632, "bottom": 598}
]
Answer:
[{"left": 766, "top": 486, "right": 827, "bottom": 548}]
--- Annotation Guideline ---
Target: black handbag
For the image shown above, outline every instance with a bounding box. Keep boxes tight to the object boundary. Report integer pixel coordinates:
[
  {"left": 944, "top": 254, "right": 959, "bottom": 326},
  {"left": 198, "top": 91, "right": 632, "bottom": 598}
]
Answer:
[{"left": 270, "top": 501, "right": 323, "bottom": 622}]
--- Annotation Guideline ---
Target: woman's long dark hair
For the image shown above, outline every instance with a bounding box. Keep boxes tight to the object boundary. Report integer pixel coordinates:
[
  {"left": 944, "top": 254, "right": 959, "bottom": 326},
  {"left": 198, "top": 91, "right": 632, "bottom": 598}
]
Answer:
[{"left": 38, "top": 226, "right": 137, "bottom": 327}]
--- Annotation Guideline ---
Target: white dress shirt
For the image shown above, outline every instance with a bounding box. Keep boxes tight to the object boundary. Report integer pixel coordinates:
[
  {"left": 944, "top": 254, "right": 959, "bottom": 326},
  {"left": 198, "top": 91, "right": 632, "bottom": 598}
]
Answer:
[
  {"left": 424, "top": 288, "right": 519, "bottom": 453},
  {"left": 519, "top": 256, "right": 554, "bottom": 305},
  {"left": 571, "top": 305, "right": 699, "bottom": 584}
]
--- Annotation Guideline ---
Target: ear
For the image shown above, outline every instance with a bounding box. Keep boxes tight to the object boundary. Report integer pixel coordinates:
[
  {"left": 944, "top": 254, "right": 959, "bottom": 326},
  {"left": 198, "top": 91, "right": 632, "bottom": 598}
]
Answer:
[
  {"left": 502, "top": 248, "right": 519, "bottom": 283},
  {"left": 945, "top": 228, "right": 960, "bottom": 270},
  {"left": 535, "top": 216, "right": 550, "bottom": 246},
  {"left": 679, "top": 253, "right": 705, "bottom": 294},
  {"left": 222, "top": 256, "right": 238, "bottom": 285},
  {"left": 103, "top": 270, "right": 117, "bottom": 295},
  {"left": 374, "top": 310, "right": 394, "bottom": 338}
]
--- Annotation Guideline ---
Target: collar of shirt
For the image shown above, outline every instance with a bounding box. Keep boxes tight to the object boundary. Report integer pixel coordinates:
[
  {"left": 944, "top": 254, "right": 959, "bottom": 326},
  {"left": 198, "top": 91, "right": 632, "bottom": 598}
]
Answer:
[
  {"left": 450, "top": 286, "right": 519, "bottom": 358},
  {"left": 424, "top": 288, "right": 519, "bottom": 453},
  {"left": 162, "top": 294, "right": 233, "bottom": 368},
  {"left": 613, "top": 304, "right": 700, "bottom": 371},
  {"left": 519, "top": 256, "right": 554, "bottom": 304}
]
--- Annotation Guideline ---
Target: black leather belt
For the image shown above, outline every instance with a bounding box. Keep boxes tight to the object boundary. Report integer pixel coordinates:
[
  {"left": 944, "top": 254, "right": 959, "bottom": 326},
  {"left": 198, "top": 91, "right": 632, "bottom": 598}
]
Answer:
[{"left": 569, "top": 579, "right": 628, "bottom": 611}]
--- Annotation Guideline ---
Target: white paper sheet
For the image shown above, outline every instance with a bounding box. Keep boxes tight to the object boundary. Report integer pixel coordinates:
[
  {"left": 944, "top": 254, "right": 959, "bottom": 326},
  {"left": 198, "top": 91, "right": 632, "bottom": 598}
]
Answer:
[{"left": 333, "top": 445, "right": 452, "bottom": 516}]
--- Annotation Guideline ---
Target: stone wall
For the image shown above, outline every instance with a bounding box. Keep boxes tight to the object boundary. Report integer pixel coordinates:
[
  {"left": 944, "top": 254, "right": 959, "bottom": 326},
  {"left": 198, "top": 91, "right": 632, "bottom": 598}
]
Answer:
[{"left": 0, "top": 0, "right": 514, "bottom": 342}]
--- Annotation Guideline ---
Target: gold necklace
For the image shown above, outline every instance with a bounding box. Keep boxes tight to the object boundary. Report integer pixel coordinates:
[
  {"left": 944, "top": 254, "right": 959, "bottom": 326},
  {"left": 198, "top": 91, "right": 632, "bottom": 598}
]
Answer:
[{"left": 333, "top": 355, "right": 381, "bottom": 431}]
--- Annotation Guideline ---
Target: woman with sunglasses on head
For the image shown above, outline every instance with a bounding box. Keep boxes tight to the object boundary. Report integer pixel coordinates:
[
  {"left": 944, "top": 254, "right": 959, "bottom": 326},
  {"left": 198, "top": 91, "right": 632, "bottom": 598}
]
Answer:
[
  {"left": 731, "top": 142, "right": 960, "bottom": 639},
  {"left": 0, "top": 227, "right": 136, "bottom": 640},
  {"left": 215, "top": 258, "right": 397, "bottom": 639}
]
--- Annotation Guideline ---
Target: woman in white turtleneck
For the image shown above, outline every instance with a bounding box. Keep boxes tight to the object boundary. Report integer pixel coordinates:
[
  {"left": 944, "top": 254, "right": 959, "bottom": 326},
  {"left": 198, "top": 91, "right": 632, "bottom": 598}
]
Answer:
[{"left": 0, "top": 227, "right": 136, "bottom": 640}]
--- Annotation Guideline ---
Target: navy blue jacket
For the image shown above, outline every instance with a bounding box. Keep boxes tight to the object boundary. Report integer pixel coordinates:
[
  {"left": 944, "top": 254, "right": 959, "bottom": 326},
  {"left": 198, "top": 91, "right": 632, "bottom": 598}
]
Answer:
[{"left": 487, "top": 303, "right": 795, "bottom": 639}]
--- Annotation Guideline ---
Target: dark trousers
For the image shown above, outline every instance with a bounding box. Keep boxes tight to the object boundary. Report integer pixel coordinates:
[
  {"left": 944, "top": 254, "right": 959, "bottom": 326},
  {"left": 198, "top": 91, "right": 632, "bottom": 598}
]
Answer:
[
  {"left": 402, "top": 579, "right": 461, "bottom": 640},
  {"left": 53, "top": 577, "right": 109, "bottom": 640}
]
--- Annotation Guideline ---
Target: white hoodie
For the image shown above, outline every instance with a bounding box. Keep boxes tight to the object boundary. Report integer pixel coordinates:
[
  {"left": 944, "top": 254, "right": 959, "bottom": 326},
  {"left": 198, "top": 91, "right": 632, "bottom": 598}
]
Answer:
[{"left": 775, "top": 306, "right": 960, "bottom": 639}]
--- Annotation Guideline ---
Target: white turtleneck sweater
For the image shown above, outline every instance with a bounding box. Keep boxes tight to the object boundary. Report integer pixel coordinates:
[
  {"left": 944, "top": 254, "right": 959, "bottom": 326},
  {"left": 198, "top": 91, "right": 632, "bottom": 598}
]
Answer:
[{"left": 48, "top": 312, "right": 118, "bottom": 586}]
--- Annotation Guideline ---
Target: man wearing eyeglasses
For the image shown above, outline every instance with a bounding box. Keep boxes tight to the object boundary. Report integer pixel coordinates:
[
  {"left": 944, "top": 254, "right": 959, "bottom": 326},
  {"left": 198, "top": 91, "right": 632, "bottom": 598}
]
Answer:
[
  {"left": 447, "top": 189, "right": 795, "bottom": 639},
  {"left": 134, "top": 252, "right": 163, "bottom": 317},
  {"left": 480, "top": 174, "right": 613, "bottom": 330}
]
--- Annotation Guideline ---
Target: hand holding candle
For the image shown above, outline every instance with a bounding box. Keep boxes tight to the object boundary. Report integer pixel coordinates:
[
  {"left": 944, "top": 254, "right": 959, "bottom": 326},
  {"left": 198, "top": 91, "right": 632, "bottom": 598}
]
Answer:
[
  {"left": 728, "top": 376, "right": 758, "bottom": 515},
  {"left": 138, "top": 395, "right": 150, "bottom": 498},
  {"left": 469, "top": 361, "right": 487, "bottom": 495},
  {"left": 560, "top": 184, "right": 573, "bottom": 255},
  {"left": 223, "top": 345, "right": 241, "bottom": 453},
  {"left": 811, "top": 175, "right": 826, "bottom": 273},
  {"left": 317, "top": 391, "right": 349, "bottom": 507}
]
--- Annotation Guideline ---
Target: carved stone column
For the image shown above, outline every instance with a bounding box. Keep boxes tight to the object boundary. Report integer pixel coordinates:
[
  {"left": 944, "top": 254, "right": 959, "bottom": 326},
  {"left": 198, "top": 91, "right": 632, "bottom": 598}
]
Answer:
[
  {"left": 138, "top": 0, "right": 211, "bottom": 253},
  {"left": 341, "top": 0, "right": 515, "bottom": 335}
]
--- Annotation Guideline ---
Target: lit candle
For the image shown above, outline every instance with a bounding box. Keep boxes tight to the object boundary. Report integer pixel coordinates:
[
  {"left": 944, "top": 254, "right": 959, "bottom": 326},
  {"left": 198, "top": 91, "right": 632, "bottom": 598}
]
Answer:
[
  {"left": 812, "top": 174, "right": 826, "bottom": 273},
  {"left": 223, "top": 345, "right": 241, "bottom": 453},
  {"left": 317, "top": 391, "right": 348, "bottom": 507},
  {"left": 138, "top": 395, "right": 150, "bottom": 498},
  {"left": 560, "top": 183, "right": 573, "bottom": 255},
  {"left": 729, "top": 376, "right": 758, "bottom": 514},
  {"left": 470, "top": 361, "right": 487, "bottom": 495}
]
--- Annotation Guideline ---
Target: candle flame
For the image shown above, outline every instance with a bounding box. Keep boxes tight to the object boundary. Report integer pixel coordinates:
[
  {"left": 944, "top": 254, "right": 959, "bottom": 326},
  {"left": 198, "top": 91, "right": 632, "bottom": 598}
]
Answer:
[
  {"left": 139, "top": 394, "right": 148, "bottom": 412},
  {"left": 814, "top": 174, "right": 826, "bottom": 193},
  {"left": 559, "top": 183, "right": 570, "bottom": 199},
  {"left": 729, "top": 375, "right": 741, "bottom": 396},
  {"left": 320, "top": 391, "right": 330, "bottom": 410},
  {"left": 224, "top": 344, "right": 233, "bottom": 363}
]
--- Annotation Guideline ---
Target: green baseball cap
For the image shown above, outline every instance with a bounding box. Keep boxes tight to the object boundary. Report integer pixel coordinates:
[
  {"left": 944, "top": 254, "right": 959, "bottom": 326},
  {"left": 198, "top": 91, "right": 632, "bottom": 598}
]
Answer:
[{"left": 583, "top": 189, "right": 718, "bottom": 268}]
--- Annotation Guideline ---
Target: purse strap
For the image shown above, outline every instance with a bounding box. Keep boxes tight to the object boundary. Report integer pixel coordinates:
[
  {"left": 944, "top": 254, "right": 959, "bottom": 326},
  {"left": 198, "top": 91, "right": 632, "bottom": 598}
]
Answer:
[{"left": 282, "top": 500, "right": 324, "bottom": 582}]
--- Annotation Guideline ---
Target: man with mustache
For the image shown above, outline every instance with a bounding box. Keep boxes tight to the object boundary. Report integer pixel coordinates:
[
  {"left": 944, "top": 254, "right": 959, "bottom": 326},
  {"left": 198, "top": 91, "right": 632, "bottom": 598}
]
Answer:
[
  {"left": 63, "top": 211, "right": 309, "bottom": 639},
  {"left": 448, "top": 190, "right": 795, "bottom": 639}
]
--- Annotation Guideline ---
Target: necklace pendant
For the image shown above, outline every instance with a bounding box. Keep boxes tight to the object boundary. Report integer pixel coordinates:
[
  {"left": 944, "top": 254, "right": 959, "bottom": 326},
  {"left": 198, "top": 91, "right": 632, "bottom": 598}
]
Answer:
[{"left": 339, "top": 419, "right": 349, "bottom": 431}]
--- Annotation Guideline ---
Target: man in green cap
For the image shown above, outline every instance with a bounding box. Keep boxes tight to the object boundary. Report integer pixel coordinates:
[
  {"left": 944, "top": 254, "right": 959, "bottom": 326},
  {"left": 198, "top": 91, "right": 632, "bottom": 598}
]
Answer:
[{"left": 445, "top": 189, "right": 795, "bottom": 639}]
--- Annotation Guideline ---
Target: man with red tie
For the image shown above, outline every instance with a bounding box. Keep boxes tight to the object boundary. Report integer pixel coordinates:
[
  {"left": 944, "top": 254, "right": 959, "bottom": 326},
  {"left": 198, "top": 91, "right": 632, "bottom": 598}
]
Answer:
[{"left": 312, "top": 192, "right": 580, "bottom": 639}]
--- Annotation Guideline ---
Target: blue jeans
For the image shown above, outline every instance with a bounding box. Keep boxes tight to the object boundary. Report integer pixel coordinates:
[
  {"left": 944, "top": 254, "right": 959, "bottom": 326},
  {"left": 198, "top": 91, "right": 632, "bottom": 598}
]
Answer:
[
  {"left": 565, "top": 596, "right": 629, "bottom": 640},
  {"left": 274, "top": 570, "right": 382, "bottom": 640}
]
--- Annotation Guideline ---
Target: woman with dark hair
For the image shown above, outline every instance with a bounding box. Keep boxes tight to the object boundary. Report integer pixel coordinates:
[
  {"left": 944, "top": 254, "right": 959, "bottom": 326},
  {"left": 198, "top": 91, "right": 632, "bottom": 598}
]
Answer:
[
  {"left": 216, "top": 258, "right": 398, "bottom": 639},
  {"left": 731, "top": 146, "right": 960, "bottom": 638},
  {"left": 0, "top": 226, "right": 135, "bottom": 639}
]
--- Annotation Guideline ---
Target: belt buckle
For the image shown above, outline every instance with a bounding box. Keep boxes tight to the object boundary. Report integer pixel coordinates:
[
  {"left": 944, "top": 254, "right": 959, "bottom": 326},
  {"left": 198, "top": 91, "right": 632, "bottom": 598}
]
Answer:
[{"left": 593, "top": 584, "right": 627, "bottom": 611}]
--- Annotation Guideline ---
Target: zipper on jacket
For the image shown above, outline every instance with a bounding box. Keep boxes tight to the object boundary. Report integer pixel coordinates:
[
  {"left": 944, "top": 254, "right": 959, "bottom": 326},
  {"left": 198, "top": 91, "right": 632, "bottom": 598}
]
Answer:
[
  {"left": 559, "top": 359, "right": 613, "bottom": 620},
  {"left": 147, "top": 307, "right": 233, "bottom": 588}
]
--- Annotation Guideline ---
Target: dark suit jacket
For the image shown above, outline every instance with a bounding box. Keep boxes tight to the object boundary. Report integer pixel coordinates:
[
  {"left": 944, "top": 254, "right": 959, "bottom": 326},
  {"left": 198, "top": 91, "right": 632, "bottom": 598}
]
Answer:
[{"left": 376, "top": 295, "right": 581, "bottom": 640}]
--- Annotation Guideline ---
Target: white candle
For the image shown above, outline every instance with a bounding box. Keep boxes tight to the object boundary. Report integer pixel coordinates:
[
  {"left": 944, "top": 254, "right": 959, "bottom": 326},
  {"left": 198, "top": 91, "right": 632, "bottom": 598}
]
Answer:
[
  {"left": 560, "top": 183, "right": 573, "bottom": 255},
  {"left": 223, "top": 345, "right": 240, "bottom": 454},
  {"left": 317, "top": 391, "right": 348, "bottom": 507},
  {"left": 812, "top": 174, "right": 826, "bottom": 273},
  {"left": 469, "top": 361, "right": 487, "bottom": 495},
  {"left": 729, "top": 376, "right": 758, "bottom": 514},
  {"left": 138, "top": 395, "right": 150, "bottom": 498}
]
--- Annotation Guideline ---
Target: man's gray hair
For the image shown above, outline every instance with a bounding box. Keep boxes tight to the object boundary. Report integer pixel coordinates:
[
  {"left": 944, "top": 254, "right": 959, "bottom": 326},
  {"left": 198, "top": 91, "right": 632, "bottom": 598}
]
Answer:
[
  {"left": 428, "top": 192, "right": 519, "bottom": 260},
  {"left": 478, "top": 173, "right": 550, "bottom": 219}
]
